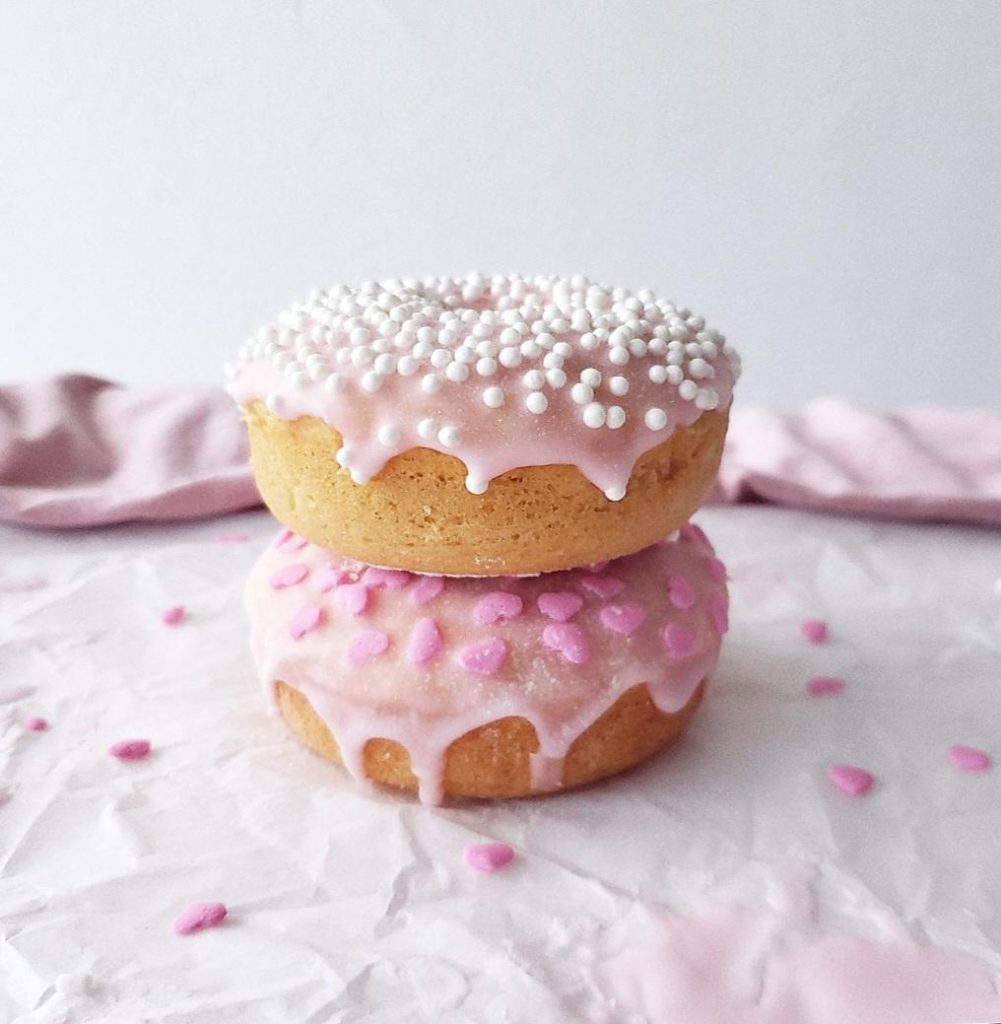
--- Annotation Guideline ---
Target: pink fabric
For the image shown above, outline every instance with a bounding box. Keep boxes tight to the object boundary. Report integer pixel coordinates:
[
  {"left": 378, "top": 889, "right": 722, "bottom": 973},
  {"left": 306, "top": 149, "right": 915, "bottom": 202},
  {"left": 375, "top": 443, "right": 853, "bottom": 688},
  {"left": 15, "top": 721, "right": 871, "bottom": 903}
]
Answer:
[{"left": 1, "top": 377, "right": 999, "bottom": 529}]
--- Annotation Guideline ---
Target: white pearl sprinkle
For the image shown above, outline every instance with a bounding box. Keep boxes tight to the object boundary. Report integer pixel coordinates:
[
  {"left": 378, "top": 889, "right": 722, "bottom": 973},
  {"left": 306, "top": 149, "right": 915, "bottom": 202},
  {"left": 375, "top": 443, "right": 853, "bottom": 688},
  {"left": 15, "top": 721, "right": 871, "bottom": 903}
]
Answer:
[
  {"left": 583, "top": 402, "right": 606, "bottom": 428},
  {"left": 421, "top": 373, "right": 443, "bottom": 395},
  {"left": 695, "top": 388, "right": 720, "bottom": 410},
  {"left": 571, "top": 382, "right": 593, "bottom": 405},
  {"left": 546, "top": 368, "right": 567, "bottom": 388},
  {"left": 373, "top": 353, "right": 397, "bottom": 375},
  {"left": 606, "top": 405, "right": 626, "bottom": 429},
  {"left": 678, "top": 380, "right": 698, "bottom": 401},
  {"left": 604, "top": 484, "right": 626, "bottom": 502},
  {"left": 523, "top": 369, "right": 545, "bottom": 390},
  {"left": 429, "top": 348, "right": 452, "bottom": 369},
  {"left": 608, "top": 375, "right": 629, "bottom": 396},
  {"left": 335, "top": 446, "right": 352, "bottom": 467},
  {"left": 542, "top": 351, "right": 564, "bottom": 370},
  {"left": 446, "top": 361, "right": 470, "bottom": 383},
  {"left": 417, "top": 417, "right": 437, "bottom": 439},
  {"left": 377, "top": 424, "right": 402, "bottom": 447},
  {"left": 476, "top": 357, "right": 498, "bottom": 377},
  {"left": 689, "top": 357, "right": 715, "bottom": 380},
  {"left": 350, "top": 468, "right": 370, "bottom": 485},
  {"left": 397, "top": 355, "right": 418, "bottom": 376},
  {"left": 580, "top": 332, "right": 598, "bottom": 350},
  {"left": 483, "top": 385, "right": 505, "bottom": 408},
  {"left": 665, "top": 365, "right": 684, "bottom": 385},
  {"left": 608, "top": 347, "right": 630, "bottom": 366},
  {"left": 526, "top": 391, "right": 548, "bottom": 414},
  {"left": 644, "top": 407, "right": 668, "bottom": 430},
  {"left": 648, "top": 365, "right": 668, "bottom": 384},
  {"left": 465, "top": 475, "right": 488, "bottom": 495},
  {"left": 265, "top": 393, "right": 284, "bottom": 414},
  {"left": 438, "top": 424, "right": 462, "bottom": 448},
  {"left": 580, "top": 368, "right": 601, "bottom": 388},
  {"left": 360, "top": 370, "right": 382, "bottom": 393},
  {"left": 498, "top": 346, "right": 522, "bottom": 368}
]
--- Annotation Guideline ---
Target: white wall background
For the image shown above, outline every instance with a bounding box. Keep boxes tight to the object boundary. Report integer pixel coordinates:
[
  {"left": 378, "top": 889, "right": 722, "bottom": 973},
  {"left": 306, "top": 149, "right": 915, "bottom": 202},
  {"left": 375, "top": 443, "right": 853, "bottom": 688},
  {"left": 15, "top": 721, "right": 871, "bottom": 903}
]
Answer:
[{"left": 2, "top": 0, "right": 999, "bottom": 409}]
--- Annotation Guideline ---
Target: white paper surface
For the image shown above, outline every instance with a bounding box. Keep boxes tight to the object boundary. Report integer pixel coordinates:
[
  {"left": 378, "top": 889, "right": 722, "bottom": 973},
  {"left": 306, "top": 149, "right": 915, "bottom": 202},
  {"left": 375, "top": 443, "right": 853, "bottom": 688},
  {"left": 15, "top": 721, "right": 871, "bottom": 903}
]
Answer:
[{"left": 1, "top": 507, "right": 999, "bottom": 1022}]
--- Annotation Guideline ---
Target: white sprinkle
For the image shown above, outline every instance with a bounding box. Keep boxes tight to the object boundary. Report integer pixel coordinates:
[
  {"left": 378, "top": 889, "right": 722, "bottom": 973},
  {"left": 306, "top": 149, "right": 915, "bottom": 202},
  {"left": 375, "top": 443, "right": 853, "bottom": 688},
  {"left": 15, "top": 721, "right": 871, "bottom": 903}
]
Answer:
[
  {"left": 438, "top": 424, "right": 462, "bottom": 448},
  {"left": 498, "top": 346, "right": 522, "bottom": 368},
  {"left": 446, "top": 361, "right": 470, "bottom": 383},
  {"left": 571, "top": 382, "right": 593, "bottom": 405},
  {"left": 542, "top": 351, "right": 564, "bottom": 370},
  {"left": 428, "top": 348, "right": 450, "bottom": 369},
  {"left": 571, "top": 309, "right": 591, "bottom": 332},
  {"left": 500, "top": 327, "right": 520, "bottom": 346},
  {"left": 454, "top": 346, "right": 476, "bottom": 365},
  {"left": 689, "top": 357, "right": 715, "bottom": 380},
  {"left": 580, "top": 368, "right": 601, "bottom": 388},
  {"left": 351, "top": 346, "right": 373, "bottom": 368},
  {"left": 350, "top": 468, "right": 370, "bottom": 485},
  {"left": 546, "top": 368, "right": 567, "bottom": 388},
  {"left": 288, "top": 370, "right": 309, "bottom": 390},
  {"left": 476, "top": 357, "right": 498, "bottom": 377},
  {"left": 475, "top": 340, "right": 498, "bottom": 358},
  {"left": 265, "top": 393, "right": 284, "bottom": 414},
  {"left": 666, "top": 365, "right": 684, "bottom": 385},
  {"left": 349, "top": 327, "right": 370, "bottom": 346},
  {"left": 324, "top": 373, "right": 345, "bottom": 394},
  {"left": 583, "top": 402, "right": 606, "bottom": 428},
  {"left": 608, "top": 375, "right": 630, "bottom": 396},
  {"left": 374, "top": 353, "right": 397, "bottom": 375},
  {"left": 377, "top": 424, "right": 401, "bottom": 447},
  {"left": 580, "top": 332, "right": 598, "bottom": 350},
  {"left": 417, "top": 417, "right": 437, "bottom": 439},
  {"left": 608, "top": 347, "right": 630, "bottom": 366},
  {"left": 465, "top": 475, "right": 488, "bottom": 495},
  {"left": 421, "top": 374, "right": 443, "bottom": 395},
  {"left": 520, "top": 339, "right": 542, "bottom": 359},
  {"left": 604, "top": 484, "right": 626, "bottom": 502},
  {"left": 695, "top": 388, "right": 720, "bottom": 410},
  {"left": 606, "top": 405, "right": 626, "bottom": 429},
  {"left": 678, "top": 380, "right": 698, "bottom": 401},
  {"left": 417, "top": 326, "right": 437, "bottom": 345},
  {"left": 628, "top": 338, "right": 647, "bottom": 357},
  {"left": 526, "top": 391, "right": 548, "bottom": 414},
  {"left": 645, "top": 407, "right": 668, "bottom": 430},
  {"left": 685, "top": 342, "right": 703, "bottom": 358},
  {"left": 335, "top": 446, "right": 352, "bottom": 467},
  {"left": 482, "top": 386, "right": 505, "bottom": 408},
  {"left": 397, "top": 355, "right": 418, "bottom": 376},
  {"left": 360, "top": 371, "right": 382, "bottom": 393},
  {"left": 523, "top": 369, "right": 545, "bottom": 390},
  {"left": 648, "top": 365, "right": 668, "bottom": 384}
]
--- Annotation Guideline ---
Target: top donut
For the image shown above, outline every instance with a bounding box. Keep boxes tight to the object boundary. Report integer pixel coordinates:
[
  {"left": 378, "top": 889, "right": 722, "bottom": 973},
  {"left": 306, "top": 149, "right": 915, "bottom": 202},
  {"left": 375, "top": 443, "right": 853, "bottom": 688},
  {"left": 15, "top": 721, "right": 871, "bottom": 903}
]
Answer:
[{"left": 227, "top": 274, "right": 740, "bottom": 576}]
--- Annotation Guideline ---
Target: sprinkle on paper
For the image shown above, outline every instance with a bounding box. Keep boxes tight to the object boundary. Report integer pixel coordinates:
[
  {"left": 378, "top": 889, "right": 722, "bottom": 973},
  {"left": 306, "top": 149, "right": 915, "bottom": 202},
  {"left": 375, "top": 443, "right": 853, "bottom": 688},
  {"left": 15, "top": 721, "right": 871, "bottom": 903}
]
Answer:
[
  {"left": 171, "top": 901, "right": 228, "bottom": 936},
  {"left": 215, "top": 531, "right": 248, "bottom": 544},
  {"left": 24, "top": 716, "right": 48, "bottom": 732},
  {"left": 464, "top": 842, "right": 515, "bottom": 873},
  {"left": 827, "top": 763, "right": 875, "bottom": 797},
  {"left": 161, "top": 605, "right": 186, "bottom": 626},
  {"left": 108, "top": 738, "right": 152, "bottom": 761},
  {"left": 801, "top": 618, "right": 829, "bottom": 644},
  {"left": 807, "top": 676, "right": 846, "bottom": 697},
  {"left": 948, "top": 745, "right": 991, "bottom": 773}
]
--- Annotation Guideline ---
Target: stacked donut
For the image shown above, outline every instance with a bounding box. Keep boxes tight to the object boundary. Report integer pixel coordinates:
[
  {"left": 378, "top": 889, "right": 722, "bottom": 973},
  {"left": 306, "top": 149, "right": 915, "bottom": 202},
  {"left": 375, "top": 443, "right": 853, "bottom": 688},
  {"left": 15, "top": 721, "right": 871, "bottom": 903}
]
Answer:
[{"left": 227, "top": 274, "right": 738, "bottom": 804}]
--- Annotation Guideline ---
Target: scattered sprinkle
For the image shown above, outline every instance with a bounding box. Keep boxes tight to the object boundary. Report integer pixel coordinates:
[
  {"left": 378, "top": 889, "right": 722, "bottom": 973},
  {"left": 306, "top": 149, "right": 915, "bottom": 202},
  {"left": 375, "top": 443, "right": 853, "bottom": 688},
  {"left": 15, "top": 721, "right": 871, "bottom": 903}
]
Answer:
[
  {"left": 269, "top": 563, "right": 309, "bottom": 589},
  {"left": 335, "top": 583, "right": 370, "bottom": 616},
  {"left": 537, "top": 592, "right": 584, "bottom": 622},
  {"left": 474, "top": 592, "right": 523, "bottom": 625},
  {"left": 709, "top": 594, "right": 729, "bottom": 636},
  {"left": 464, "top": 842, "right": 515, "bottom": 873},
  {"left": 215, "top": 531, "right": 248, "bottom": 545},
  {"left": 579, "top": 576, "right": 625, "bottom": 599},
  {"left": 288, "top": 605, "right": 324, "bottom": 640},
  {"left": 457, "top": 637, "right": 508, "bottom": 676},
  {"left": 662, "top": 623, "right": 695, "bottom": 659},
  {"left": 666, "top": 575, "right": 695, "bottom": 610},
  {"left": 801, "top": 618, "right": 829, "bottom": 644},
  {"left": 363, "top": 567, "right": 412, "bottom": 590},
  {"left": 599, "top": 603, "right": 647, "bottom": 636},
  {"left": 406, "top": 618, "right": 443, "bottom": 665},
  {"left": 542, "top": 623, "right": 590, "bottom": 665},
  {"left": 108, "top": 738, "right": 152, "bottom": 761},
  {"left": 827, "top": 763, "right": 875, "bottom": 797},
  {"left": 171, "top": 901, "right": 228, "bottom": 936},
  {"left": 347, "top": 629, "right": 391, "bottom": 666},
  {"left": 24, "top": 716, "right": 48, "bottom": 732},
  {"left": 161, "top": 605, "right": 186, "bottom": 626},
  {"left": 807, "top": 676, "right": 846, "bottom": 696},
  {"left": 410, "top": 575, "right": 445, "bottom": 606},
  {"left": 948, "top": 745, "right": 991, "bottom": 773}
]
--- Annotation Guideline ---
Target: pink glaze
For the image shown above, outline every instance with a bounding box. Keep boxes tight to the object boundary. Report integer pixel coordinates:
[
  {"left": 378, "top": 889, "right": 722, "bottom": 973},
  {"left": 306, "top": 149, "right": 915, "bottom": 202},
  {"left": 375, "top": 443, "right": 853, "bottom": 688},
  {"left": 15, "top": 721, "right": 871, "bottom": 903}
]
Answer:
[
  {"left": 948, "top": 744, "right": 991, "bottom": 772},
  {"left": 579, "top": 576, "right": 625, "bottom": 599},
  {"left": 410, "top": 575, "right": 445, "bottom": 606},
  {"left": 667, "top": 574, "right": 696, "bottom": 609},
  {"left": 108, "top": 738, "right": 152, "bottom": 760},
  {"left": 537, "top": 591, "right": 584, "bottom": 621},
  {"left": 269, "top": 563, "right": 309, "bottom": 589},
  {"left": 227, "top": 277, "right": 738, "bottom": 502},
  {"left": 161, "top": 605, "right": 186, "bottom": 626},
  {"left": 407, "top": 618, "right": 443, "bottom": 665},
  {"left": 245, "top": 528, "right": 728, "bottom": 804},
  {"left": 801, "top": 618, "right": 829, "bottom": 644},
  {"left": 347, "top": 630, "right": 390, "bottom": 666},
  {"left": 828, "top": 763, "right": 875, "bottom": 797},
  {"left": 171, "top": 901, "right": 228, "bottom": 936},
  {"left": 363, "top": 567, "right": 412, "bottom": 590},
  {"left": 335, "top": 583, "right": 370, "bottom": 616},
  {"left": 663, "top": 623, "right": 695, "bottom": 659},
  {"left": 24, "top": 716, "right": 48, "bottom": 732},
  {"left": 807, "top": 675, "right": 846, "bottom": 696},
  {"left": 463, "top": 842, "right": 515, "bottom": 873},
  {"left": 288, "top": 605, "right": 323, "bottom": 640},
  {"left": 599, "top": 603, "right": 646, "bottom": 636},
  {"left": 474, "top": 591, "right": 523, "bottom": 625},
  {"left": 215, "top": 531, "right": 248, "bottom": 544}
]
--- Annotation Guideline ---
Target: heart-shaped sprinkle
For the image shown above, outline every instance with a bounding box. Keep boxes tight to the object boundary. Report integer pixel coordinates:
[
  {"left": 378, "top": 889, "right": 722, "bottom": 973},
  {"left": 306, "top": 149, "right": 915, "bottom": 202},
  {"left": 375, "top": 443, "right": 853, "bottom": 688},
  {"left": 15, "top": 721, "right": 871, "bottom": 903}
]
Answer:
[
  {"left": 707, "top": 558, "right": 728, "bottom": 584},
  {"left": 599, "top": 603, "right": 647, "bottom": 636},
  {"left": 679, "top": 523, "right": 709, "bottom": 545},
  {"left": 269, "top": 563, "right": 309, "bottom": 589},
  {"left": 587, "top": 561, "right": 609, "bottom": 574},
  {"left": 662, "top": 622, "right": 695, "bottom": 659},
  {"left": 161, "top": 605, "right": 186, "bottom": 626},
  {"left": 108, "top": 738, "right": 152, "bottom": 760},
  {"left": 215, "top": 531, "right": 248, "bottom": 544},
  {"left": 272, "top": 528, "right": 293, "bottom": 548},
  {"left": 542, "top": 623, "right": 590, "bottom": 665},
  {"left": 346, "top": 630, "right": 390, "bottom": 666},
  {"left": 364, "top": 567, "right": 413, "bottom": 589},
  {"left": 948, "top": 745, "right": 991, "bottom": 772},
  {"left": 457, "top": 637, "right": 508, "bottom": 676},
  {"left": 579, "top": 576, "right": 625, "bottom": 599},
  {"left": 801, "top": 618, "right": 829, "bottom": 644},
  {"left": 709, "top": 594, "right": 729, "bottom": 636},
  {"left": 407, "top": 618, "right": 444, "bottom": 665},
  {"left": 313, "top": 566, "right": 350, "bottom": 593},
  {"left": 474, "top": 592, "right": 523, "bottom": 625},
  {"left": 335, "top": 583, "right": 370, "bottom": 616},
  {"left": 288, "top": 605, "right": 323, "bottom": 640},
  {"left": 280, "top": 533, "right": 308, "bottom": 552},
  {"left": 463, "top": 842, "right": 515, "bottom": 873},
  {"left": 806, "top": 675, "right": 846, "bottom": 696},
  {"left": 24, "top": 716, "right": 48, "bottom": 732},
  {"left": 410, "top": 575, "right": 445, "bottom": 606},
  {"left": 827, "top": 763, "right": 875, "bottom": 797},
  {"left": 537, "top": 592, "right": 584, "bottom": 622},
  {"left": 171, "top": 901, "right": 228, "bottom": 936},
  {"left": 667, "top": 575, "right": 695, "bottom": 610}
]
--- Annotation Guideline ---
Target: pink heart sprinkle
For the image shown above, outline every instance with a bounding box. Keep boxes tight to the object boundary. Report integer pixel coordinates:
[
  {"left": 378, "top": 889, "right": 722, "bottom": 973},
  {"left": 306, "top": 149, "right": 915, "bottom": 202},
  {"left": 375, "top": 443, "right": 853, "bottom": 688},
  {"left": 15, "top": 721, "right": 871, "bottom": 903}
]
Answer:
[
  {"left": 108, "top": 738, "right": 152, "bottom": 760},
  {"left": 363, "top": 567, "right": 413, "bottom": 590},
  {"left": 707, "top": 557, "right": 728, "bottom": 584},
  {"left": 410, "top": 575, "right": 445, "bottom": 606},
  {"left": 161, "top": 605, "right": 186, "bottom": 626},
  {"left": 463, "top": 842, "right": 515, "bottom": 873},
  {"left": 215, "top": 531, "right": 248, "bottom": 545},
  {"left": 807, "top": 675, "right": 846, "bottom": 696},
  {"left": 667, "top": 575, "right": 696, "bottom": 610},
  {"left": 948, "top": 745, "right": 991, "bottom": 772},
  {"left": 269, "top": 563, "right": 309, "bottom": 589},
  {"left": 599, "top": 603, "right": 647, "bottom": 636},
  {"left": 542, "top": 623, "right": 591, "bottom": 665},
  {"left": 827, "top": 763, "right": 875, "bottom": 797},
  {"left": 407, "top": 618, "right": 443, "bottom": 665},
  {"left": 171, "top": 901, "right": 228, "bottom": 936},
  {"left": 579, "top": 576, "right": 625, "bottom": 599},
  {"left": 679, "top": 523, "right": 709, "bottom": 546},
  {"left": 288, "top": 605, "right": 323, "bottom": 640},
  {"left": 457, "top": 637, "right": 508, "bottom": 676},
  {"left": 335, "top": 583, "right": 370, "bottom": 616},
  {"left": 474, "top": 591, "right": 524, "bottom": 625},
  {"left": 587, "top": 561, "right": 610, "bottom": 574},
  {"left": 537, "top": 591, "right": 584, "bottom": 622},
  {"left": 801, "top": 618, "right": 829, "bottom": 644},
  {"left": 313, "top": 566, "right": 350, "bottom": 593},
  {"left": 25, "top": 716, "right": 48, "bottom": 732},
  {"left": 662, "top": 623, "right": 695, "bottom": 660},
  {"left": 272, "top": 528, "right": 294, "bottom": 548},
  {"left": 347, "top": 630, "right": 390, "bottom": 666},
  {"left": 281, "top": 534, "right": 308, "bottom": 552},
  {"left": 709, "top": 594, "right": 729, "bottom": 636}
]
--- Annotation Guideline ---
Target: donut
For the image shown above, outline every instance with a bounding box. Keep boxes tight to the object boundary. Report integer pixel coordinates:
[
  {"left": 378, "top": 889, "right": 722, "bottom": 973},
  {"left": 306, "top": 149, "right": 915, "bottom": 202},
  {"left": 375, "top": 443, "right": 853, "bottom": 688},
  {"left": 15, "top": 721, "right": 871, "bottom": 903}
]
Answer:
[
  {"left": 246, "top": 523, "right": 729, "bottom": 803},
  {"left": 227, "top": 274, "right": 739, "bottom": 576}
]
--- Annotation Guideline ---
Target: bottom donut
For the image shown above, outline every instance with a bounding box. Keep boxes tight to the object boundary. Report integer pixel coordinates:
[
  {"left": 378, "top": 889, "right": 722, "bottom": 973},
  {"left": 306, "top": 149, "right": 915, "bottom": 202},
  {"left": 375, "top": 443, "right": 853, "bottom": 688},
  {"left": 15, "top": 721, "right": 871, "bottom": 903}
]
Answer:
[{"left": 246, "top": 524, "right": 729, "bottom": 804}]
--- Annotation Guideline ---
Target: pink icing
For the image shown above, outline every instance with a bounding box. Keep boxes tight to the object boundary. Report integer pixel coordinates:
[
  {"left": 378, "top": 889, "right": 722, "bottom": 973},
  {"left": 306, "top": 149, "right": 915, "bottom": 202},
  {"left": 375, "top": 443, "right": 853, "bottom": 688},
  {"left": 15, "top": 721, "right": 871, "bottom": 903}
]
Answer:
[
  {"left": 599, "top": 603, "right": 646, "bottom": 636},
  {"left": 313, "top": 566, "right": 351, "bottom": 593},
  {"left": 473, "top": 591, "right": 523, "bottom": 625},
  {"left": 541, "top": 622, "right": 591, "bottom": 665},
  {"left": 948, "top": 744, "right": 991, "bottom": 772},
  {"left": 806, "top": 675, "right": 846, "bottom": 696},
  {"left": 226, "top": 276, "right": 737, "bottom": 501},
  {"left": 579, "top": 576, "right": 625, "bottom": 599},
  {"left": 663, "top": 622, "right": 695, "bottom": 659},
  {"left": 335, "top": 583, "right": 370, "bottom": 616},
  {"left": 801, "top": 618, "right": 829, "bottom": 643},
  {"left": 25, "top": 716, "right": 48, "bottom": 732},
  {"left": 457, "top": 637, "right": 508, "bottom": 676},
  {"left": 288, "top": 605, "right": 323, "bottom": 640},
  {"left": 666, "top": 574, "right": 696, "bottom": 609},
  {"left": 171, "top": 901, "right": 228, "bottom": 936},
  {"left": 347, "top": 630, "right": 390, "bottom": 667},
  {"left": 108, "top": 738, "right": 152, "bottom": 760},
  {"left": 827, "top": 763, "right": 875, "bottom": 797},
  {"left": 363, "top": 567, "right": 412, "bottom": 590},
  {"left": 463, "top": 842, "right": 515, "bottom": 873},
  {"left": 406, "top": 618, "right": 443, "bottom": 665},
  {"left": 410, "top": 575, "right": 445, "bottom": 606},
  {"left": 161, "top": 604, "right": 186, "bottom": 626},
  {"left": 709, "top": 593, "right": 729, "bottom": 636},
  {"left": 244, "top": 530, "right": 728, "bottom": 804},
  {"left": 537, "top": 591, "right": 584, "bottom": 622},
  {"left": 707, "top": 557, "right": 728, "bottom": 583},
  {"left": 269, "top": 563, "right": 309, "bottom": 589}
]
